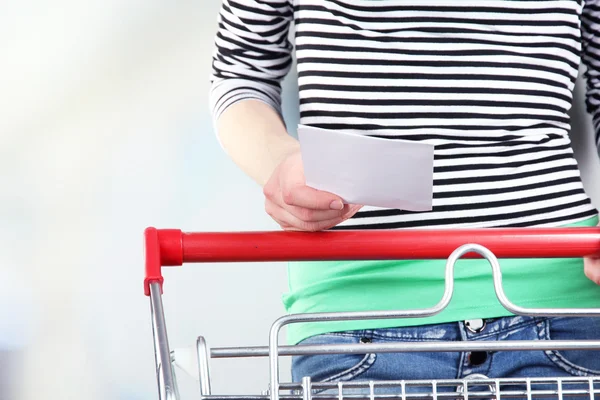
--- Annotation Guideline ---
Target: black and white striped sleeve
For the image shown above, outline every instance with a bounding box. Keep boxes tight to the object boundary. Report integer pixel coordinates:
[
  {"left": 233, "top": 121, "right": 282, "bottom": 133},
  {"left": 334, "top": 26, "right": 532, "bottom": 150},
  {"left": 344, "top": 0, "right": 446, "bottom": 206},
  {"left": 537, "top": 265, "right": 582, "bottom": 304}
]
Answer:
[
  {"left": 209, "top": 0, "right": 293, "bottom": 123},
  {"left": 581, "top": 0, "right": 600, "bottom": 152}
]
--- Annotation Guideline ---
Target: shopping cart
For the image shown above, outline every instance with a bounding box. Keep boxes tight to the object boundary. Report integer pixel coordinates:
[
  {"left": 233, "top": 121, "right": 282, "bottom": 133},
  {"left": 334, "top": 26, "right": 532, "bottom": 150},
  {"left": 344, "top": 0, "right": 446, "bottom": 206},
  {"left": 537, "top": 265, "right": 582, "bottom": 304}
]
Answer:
[{"left": 143, "top": 226, "right": 600, "bottom": 400}]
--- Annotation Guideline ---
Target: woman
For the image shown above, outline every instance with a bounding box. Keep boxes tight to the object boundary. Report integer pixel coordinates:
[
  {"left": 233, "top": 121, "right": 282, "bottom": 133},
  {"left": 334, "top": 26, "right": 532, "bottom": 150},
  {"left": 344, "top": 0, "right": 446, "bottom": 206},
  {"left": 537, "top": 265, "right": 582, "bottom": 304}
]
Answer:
[{"left": 210, "top": 0, "right": 600, "bottom": 388}]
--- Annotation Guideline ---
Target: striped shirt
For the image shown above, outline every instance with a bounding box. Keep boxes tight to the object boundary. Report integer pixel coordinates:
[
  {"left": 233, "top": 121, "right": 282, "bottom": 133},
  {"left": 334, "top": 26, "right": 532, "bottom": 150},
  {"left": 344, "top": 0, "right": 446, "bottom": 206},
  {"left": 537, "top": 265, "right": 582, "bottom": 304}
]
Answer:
[{"left": 210, "top": 0, "right": 600, "bottom": 230}]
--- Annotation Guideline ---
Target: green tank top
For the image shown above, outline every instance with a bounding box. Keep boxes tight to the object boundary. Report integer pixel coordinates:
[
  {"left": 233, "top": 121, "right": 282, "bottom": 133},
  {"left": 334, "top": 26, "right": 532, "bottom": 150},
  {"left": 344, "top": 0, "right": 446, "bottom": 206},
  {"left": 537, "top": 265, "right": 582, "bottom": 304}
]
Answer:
[{"left": 283, "top": 216, "right": 600, "bottom": 345}]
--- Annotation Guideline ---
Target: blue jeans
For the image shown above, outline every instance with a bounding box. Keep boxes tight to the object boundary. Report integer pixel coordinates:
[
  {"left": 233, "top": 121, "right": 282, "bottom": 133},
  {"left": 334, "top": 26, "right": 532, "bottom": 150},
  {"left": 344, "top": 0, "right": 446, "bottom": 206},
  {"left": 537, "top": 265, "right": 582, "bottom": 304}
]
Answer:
[{"left": 292, "top": 316, "right": 600, "bottom": 390}]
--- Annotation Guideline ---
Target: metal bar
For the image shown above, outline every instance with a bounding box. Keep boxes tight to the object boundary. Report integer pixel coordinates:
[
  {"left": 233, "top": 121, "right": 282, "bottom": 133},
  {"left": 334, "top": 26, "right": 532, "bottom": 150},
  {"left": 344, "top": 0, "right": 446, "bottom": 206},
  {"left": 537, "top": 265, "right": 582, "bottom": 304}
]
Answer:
[
  {"left": 401, "top": 381, "right": 406, "bottom": 400},
  {"left": 190, "top": 394, "right": 595, "bottom": 400},
  {"left": 209, "top": 340, "right": 600, "bottom": 358},
  {"left": 558, "top": 378, "right": 564, "bottom": 400},
  {"left": 302, "top": 377, "right": 312, "bottom": 400},
  {"left": 197, "top": 336, "right": 212, "bottom": 397},
  {"left": 194, "top": 397, "right": 273, "bottom": 400},
  {"left": 202, "top": 394, "right": 600, "bottom": 400},
  {"left": 149, "top": 282, "right": 179, "bottom": 400},
  {"left": 293, "top": 377, "right": 599, "bottom": 388},
  {"left": 174, "top": 227, "right": 600, "bottom": 264},
  {"left": 494, "top": 379, "right": 499, "bottom": 400}
]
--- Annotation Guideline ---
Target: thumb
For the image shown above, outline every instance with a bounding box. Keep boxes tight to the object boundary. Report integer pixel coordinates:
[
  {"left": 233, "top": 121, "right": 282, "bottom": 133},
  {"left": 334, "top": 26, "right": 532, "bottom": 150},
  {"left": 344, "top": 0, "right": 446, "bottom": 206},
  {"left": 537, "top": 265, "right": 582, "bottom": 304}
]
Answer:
[{"left": 585, "top": 256, "right": 600, "bottom": 286}]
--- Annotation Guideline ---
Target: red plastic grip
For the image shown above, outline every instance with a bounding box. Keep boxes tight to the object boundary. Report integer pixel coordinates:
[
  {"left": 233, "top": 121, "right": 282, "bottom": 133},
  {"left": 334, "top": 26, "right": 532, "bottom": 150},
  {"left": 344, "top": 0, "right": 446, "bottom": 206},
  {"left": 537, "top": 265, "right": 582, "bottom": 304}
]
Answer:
[
  {"left": 144, "top": 227, "right": 600, "bottom": 295},
  {"left": 144, "top": 228, "right": 183, "bottom": 296},
  {"left": 144, "top": 228, "right": 161, "bottom": 296}
]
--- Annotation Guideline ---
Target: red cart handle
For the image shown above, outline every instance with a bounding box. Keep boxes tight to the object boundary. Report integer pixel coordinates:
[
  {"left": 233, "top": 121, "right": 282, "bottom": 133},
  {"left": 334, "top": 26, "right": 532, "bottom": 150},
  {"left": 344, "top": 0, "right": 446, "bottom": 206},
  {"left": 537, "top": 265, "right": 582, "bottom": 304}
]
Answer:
[{"left": 144, "top": 226, "right": 600, "bottom": 295}]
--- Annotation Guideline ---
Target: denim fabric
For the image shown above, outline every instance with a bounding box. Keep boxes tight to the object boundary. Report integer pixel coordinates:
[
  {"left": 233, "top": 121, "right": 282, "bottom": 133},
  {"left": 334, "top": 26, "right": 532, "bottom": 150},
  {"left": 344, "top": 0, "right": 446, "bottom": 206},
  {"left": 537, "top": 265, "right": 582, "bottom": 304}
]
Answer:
[{"left": 292, "top": 316, "right": 600, "bottom": 395}]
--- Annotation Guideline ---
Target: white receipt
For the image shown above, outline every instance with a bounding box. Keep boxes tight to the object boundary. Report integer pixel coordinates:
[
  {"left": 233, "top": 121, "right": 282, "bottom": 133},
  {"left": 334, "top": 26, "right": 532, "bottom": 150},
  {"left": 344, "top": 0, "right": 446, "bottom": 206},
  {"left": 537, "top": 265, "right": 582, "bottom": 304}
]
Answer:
[{"left": 298, "top": 125, "right": 434, "bottom": 211}]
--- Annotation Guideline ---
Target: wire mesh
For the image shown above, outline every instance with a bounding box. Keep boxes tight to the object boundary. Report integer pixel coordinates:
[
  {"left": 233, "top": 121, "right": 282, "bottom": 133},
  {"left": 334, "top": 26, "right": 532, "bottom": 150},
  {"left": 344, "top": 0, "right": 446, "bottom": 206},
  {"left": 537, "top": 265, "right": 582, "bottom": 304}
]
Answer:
[
  {"left": 274, "top": 377, "right": 600, "bottom": 400},
  {"left": 197, "top": 377, "right": 600, "bottom": 400}
]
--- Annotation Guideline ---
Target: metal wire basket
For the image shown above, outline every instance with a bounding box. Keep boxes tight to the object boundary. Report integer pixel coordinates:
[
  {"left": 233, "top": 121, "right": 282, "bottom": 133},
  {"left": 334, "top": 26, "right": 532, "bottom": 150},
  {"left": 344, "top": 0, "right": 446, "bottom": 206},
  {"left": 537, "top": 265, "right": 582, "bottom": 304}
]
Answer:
[{"left": 143, "top": 227, "right": 600, "bottom": 400}]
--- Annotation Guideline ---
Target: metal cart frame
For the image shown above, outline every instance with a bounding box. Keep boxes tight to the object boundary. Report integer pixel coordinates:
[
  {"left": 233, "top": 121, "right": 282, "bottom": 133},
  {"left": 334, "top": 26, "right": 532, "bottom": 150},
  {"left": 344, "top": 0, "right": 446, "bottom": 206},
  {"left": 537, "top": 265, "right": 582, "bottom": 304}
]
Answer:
[{"left": 143, "top": 226, "right": 600, "bottom": 400}]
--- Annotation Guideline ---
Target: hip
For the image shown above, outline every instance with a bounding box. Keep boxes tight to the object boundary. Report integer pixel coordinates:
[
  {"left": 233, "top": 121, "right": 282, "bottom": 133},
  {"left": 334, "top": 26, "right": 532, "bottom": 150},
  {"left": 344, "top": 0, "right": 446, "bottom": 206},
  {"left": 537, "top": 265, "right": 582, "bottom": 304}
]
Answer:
[{"left": 291, "top": 316, "right": 600, "bottom": 383}]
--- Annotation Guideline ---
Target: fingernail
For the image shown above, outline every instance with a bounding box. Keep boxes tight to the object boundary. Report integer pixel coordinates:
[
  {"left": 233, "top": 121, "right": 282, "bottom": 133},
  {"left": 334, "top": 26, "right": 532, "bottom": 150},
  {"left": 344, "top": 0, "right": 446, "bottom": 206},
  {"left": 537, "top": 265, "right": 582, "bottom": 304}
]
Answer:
[{"left": 330, "top": 200, "right": 344, "bottom": 210}]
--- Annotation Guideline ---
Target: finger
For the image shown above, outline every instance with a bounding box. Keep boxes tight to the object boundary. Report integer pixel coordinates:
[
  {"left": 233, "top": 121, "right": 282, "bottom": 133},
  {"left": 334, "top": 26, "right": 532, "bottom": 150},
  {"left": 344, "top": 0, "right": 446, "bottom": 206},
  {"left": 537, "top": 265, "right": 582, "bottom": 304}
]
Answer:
[
  {"left": 344, "top": 204, "right": 363, "bottom": 218},
  {"left": 263, "top": 180, "right": 277, "bottom": 200},
  {"left": 282, "top": 184, "right": 344, "bottom": 210},
  {"left": 284, "top": 202, "right": 348, "bottom": 222},
  {"left": 276, "top": 189, "right": 358, "bottom": 221},
  {"left": 265, "top": 204, "right": 294, "bottom": 230},
  {"left": 267, "top": 200, "right": 347, "bottom": 232},
  {"left": 584, "top": 257, "right": 600, "bottom": 285},
  {"left": 289, "top": 216, "right": 346, "bottom": 231},
  {"left": 265, "top": 199, "right": 288, "bottom": 226},
  {"left": 283, "top": 204, "right": 362, "bottom": 229}
]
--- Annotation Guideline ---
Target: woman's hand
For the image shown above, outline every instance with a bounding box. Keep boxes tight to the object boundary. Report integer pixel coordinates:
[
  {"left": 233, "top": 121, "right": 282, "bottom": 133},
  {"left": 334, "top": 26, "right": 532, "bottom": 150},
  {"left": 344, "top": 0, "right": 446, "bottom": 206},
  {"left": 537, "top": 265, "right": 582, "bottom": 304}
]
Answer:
[
  {"left": 584, "top": 224, "right": 600, "bottom": 285},
  {"left": 263, "top": 150, "right": 362, "bottom": 231}
]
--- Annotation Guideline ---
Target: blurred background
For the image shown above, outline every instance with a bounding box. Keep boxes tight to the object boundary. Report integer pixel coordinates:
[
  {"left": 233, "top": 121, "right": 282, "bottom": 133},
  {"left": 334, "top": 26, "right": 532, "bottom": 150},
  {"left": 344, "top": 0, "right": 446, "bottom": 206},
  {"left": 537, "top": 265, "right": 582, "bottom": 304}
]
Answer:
[{"left": 1, "top": 1, "right": 599, "bottom": 399}]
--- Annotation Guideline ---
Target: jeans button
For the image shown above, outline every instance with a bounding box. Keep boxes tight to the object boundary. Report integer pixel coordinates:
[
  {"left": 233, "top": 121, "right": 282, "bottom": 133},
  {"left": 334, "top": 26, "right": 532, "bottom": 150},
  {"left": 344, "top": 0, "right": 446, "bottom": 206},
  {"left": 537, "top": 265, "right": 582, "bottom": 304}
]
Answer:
[{"left": 465, "top": 319, "right": 486, "bottom": 333}]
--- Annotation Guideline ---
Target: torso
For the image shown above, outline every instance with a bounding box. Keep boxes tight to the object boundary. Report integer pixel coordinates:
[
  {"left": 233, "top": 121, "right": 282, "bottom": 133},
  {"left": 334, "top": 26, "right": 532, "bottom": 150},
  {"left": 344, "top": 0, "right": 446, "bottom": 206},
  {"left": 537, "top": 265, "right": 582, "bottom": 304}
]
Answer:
[{"left": 293, "top": 0, "right": 597, "bottom": 229}]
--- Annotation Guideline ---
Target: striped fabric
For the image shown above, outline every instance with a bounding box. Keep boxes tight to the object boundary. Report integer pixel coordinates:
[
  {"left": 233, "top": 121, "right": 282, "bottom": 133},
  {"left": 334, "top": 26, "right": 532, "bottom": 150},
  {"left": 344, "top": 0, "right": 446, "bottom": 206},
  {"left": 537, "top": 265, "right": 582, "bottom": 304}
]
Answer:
[{"left": 210, "top": 0, "right": 600, "bottom": 229}]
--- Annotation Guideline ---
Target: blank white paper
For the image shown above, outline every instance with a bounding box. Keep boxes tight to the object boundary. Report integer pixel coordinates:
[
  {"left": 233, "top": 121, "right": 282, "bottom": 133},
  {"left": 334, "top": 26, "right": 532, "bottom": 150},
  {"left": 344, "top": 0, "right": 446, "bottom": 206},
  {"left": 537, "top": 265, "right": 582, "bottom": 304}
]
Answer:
[{"left": 298, "top": 125, "right": 434, "bottom": 211}]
